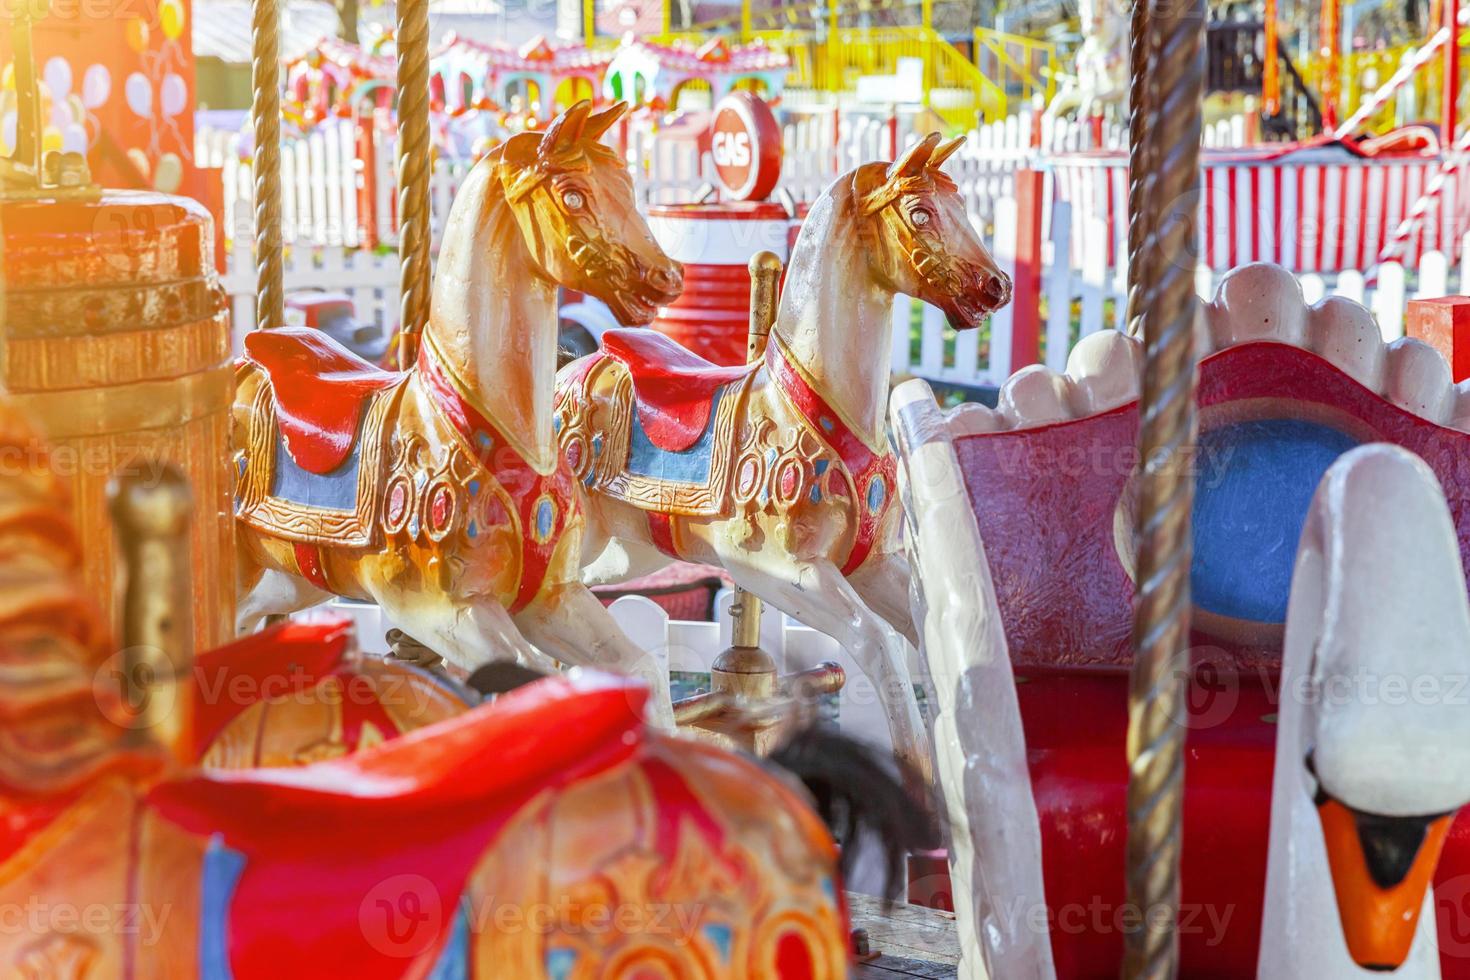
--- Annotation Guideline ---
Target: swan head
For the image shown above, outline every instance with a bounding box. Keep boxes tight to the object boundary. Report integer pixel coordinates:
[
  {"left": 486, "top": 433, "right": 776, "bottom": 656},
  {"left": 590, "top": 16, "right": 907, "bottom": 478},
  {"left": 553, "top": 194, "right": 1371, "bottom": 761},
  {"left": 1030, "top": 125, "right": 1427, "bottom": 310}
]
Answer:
[{"left": 1287, "top": 443, "right": 1470, "bottom": 970}]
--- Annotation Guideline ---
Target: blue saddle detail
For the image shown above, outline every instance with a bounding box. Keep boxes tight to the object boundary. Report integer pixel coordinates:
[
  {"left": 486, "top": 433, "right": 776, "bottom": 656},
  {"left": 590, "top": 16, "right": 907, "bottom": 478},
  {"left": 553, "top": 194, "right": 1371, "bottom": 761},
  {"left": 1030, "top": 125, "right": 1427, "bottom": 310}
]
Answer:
[
  {"left": 200, "top": 835, "right": 247, "bottom": 979},
  {"left": 625, "top": 384, "right": 728, "bottom": 486},
  {"left": 426, "top": 903, "right": 472, "bottom": 980},
  {"left": 268, "top": 427, "right": 363, "bottom": 513}
]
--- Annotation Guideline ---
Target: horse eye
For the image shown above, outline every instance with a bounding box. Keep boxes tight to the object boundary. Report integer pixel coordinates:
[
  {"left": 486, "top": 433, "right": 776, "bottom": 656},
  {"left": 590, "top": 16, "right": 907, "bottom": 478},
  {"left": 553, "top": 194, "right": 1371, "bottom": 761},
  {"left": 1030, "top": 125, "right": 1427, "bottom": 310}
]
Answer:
[
  {"left": 563, "top": 190, "right": 585, "bottom": 210},
  {"left": 911, "top": 209, "right": 931, "bottom": 227}
]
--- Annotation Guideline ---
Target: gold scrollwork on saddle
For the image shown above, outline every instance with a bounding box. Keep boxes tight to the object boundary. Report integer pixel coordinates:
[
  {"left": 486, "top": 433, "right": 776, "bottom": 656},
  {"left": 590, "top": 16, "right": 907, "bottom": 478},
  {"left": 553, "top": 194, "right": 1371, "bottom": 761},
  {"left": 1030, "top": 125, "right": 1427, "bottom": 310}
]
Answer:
[
  {"left": 558, "top": 361, "right": 756, "bottom": 518},
  {"left": 235, "top": 377, "right": 402, "bottom": 548},
  {"left": 378, "top": 430, "right": 487, "bottom": 544},
  {"left": 729, "top": 415, "right": 835, "bottom": 513}
]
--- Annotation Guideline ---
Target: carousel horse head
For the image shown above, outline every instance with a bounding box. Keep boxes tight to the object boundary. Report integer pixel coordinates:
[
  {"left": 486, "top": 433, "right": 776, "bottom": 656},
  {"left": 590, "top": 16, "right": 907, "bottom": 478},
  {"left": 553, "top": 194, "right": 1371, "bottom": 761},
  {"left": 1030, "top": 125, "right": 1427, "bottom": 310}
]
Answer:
[
  {"left": 1285, "top": 443, "right": 1470, "bottom": 970},
  {"left": 850, "top": 132, "right": 1011, "bottom": 328},
  {"left": 496, "top": 100, "right": 683, "bottom": 325}
]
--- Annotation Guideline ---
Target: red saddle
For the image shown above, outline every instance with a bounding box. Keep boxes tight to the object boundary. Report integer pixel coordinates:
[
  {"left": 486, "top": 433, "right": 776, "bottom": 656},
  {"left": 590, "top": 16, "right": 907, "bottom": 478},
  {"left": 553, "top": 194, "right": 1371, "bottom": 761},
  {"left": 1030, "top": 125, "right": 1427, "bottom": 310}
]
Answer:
[
  {"left": 601, "top": 329, "right": 758, "bottom": 453},
  {"left": 245, "top": 327, "right": 404, "bottom": 474},
  {"left": 147, "top": 674, "right": 647, "bottom": 979}
]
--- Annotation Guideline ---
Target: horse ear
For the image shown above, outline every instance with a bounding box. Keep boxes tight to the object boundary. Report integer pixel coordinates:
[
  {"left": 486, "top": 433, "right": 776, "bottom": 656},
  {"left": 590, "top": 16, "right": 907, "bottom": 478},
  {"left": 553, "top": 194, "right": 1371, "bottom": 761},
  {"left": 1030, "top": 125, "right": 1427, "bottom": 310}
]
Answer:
[
  {"left": 539, "top": 100, "right": 593, "bottom": 159},
  {"left": 582, "top": 101, "right": 629, "bottom": 140},
  {"left": 928, "top": 135, "right": 964, "bottom": 170},
  {"left": 887, "top": 132, "right": 942, "bottom": 181}
]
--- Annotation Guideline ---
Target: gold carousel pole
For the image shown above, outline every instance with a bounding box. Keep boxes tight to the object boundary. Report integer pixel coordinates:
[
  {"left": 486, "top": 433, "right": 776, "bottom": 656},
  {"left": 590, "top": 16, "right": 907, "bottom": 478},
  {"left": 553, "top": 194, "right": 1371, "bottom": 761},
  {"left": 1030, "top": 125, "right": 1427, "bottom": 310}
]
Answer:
[
  {"left": 712, "top": 251, "right": 784, "bottom": 755},
  {"left": 1122, "top": 0, "right": 1206, "bottom": 974},
  {"left": 251, "top": 0, "right": 284, "bottom": 331},
  {"left": 1123, "top": 0, "right": 1152, "bottom": 337},
  {"left": 111, "top": 466, "right": 196, "bottom": 766},
  {"left": 394, "top": 0, "right": 433, "bottom": 368}
]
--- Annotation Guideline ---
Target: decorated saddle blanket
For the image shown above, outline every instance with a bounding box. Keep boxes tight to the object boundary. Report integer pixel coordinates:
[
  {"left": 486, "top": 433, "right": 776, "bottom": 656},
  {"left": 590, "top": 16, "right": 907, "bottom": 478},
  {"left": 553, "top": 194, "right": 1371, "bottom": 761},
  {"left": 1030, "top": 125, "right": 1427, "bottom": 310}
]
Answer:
[
  {"left": 555, "top": 329, "right": 759, "bottom": 518},
  {"left": 236, "top": 328, "right": 408, "bottom": 548}
]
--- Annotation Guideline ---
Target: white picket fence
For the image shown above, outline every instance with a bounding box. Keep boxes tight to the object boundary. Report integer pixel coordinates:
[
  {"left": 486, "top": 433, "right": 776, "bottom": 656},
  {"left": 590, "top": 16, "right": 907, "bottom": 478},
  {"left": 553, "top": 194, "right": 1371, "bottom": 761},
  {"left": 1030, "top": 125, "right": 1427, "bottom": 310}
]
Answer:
[{"left": 202, "top": 107, "right": 1466, "bottom": 385}]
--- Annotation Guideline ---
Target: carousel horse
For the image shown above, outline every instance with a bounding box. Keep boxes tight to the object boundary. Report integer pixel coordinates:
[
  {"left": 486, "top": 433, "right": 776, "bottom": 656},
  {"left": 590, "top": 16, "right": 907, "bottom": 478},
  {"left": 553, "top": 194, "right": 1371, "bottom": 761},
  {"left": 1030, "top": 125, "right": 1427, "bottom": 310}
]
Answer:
[
  {"left": 555, "top": 132, "right": 1012, "bottom": 783},
  {"left": 234, "top": 101, "right": 685, "bottom": 724},
  {"left": 0, "top": 399, "right": 926, "bottom": 978},
  {"left": 889, "top": 263, "right": 1470, "bottom": 976},
  {"left": 1043, "top": 0, "right": 1129, "bottom": 122}
]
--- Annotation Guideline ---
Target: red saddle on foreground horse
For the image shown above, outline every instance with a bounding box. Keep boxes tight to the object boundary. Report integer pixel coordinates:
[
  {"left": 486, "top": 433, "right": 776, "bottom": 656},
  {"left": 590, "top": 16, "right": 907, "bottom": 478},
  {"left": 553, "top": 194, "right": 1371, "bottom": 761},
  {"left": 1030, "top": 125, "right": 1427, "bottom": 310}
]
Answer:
[{"left": 0, "top": 398, "right": 929, "bottom": 978}]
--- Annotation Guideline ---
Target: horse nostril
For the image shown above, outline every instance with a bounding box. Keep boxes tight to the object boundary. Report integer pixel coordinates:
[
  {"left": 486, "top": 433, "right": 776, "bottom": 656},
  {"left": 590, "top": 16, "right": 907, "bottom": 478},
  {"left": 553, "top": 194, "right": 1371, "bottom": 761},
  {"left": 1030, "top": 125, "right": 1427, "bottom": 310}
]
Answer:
[
  {"left": 984, "top": 274, "right": 1012, "bottom": 305},
  {"left": 654, "top": 264, "right": 684, "bottom": 295}
]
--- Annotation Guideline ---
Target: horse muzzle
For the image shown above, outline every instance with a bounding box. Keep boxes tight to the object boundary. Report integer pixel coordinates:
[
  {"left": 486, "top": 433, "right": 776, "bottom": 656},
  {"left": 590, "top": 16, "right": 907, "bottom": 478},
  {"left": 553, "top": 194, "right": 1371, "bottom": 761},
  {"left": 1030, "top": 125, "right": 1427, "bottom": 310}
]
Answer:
[
  {"left": 942, "top": 270, "right": 1012, "bottom": 330},
  {"left": 608, "top": 258, "right": 682, "bottom": 326},
  {"left": 1316, "top": 793, "right": 1453, "bottom": 970}
]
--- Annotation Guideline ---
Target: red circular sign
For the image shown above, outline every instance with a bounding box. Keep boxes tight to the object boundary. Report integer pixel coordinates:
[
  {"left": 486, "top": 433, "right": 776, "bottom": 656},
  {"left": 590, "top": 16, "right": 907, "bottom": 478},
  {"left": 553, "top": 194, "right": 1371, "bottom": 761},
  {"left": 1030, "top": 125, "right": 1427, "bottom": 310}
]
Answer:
[{"left": 709, "top": 92, "right": 782, "bottom": 202}]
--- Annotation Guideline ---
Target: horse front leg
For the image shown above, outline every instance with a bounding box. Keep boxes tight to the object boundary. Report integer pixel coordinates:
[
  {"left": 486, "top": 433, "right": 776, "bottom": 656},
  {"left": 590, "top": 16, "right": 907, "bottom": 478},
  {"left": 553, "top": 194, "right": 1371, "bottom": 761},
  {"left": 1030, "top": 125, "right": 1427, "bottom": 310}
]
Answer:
[
  {"left": 847, "top": 551, "right": 920, "bottom": 649},
  {"left": 373, "top": 586, "right": 561, "bottom": 676},
  {"left": 512, "top": 583, "right": 675, "bottom": 730}
]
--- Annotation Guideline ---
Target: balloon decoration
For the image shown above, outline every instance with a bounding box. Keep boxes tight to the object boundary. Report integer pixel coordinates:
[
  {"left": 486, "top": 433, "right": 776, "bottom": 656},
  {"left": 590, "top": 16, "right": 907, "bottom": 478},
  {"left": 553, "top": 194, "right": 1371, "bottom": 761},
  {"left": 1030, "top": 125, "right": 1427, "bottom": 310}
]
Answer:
[
  {"left": 159, "top": 0, "right": 186, "bottom": 41},
  {"left": 125, "top": 72, "right": 152, "bottom": 119},
  {"left": 43, "top": 57, "right": 72, "bottom": 102},
  {"left": 83, "top": 65, "right": 111, "bottom": 109},
  {"left": 126, "top": 18, "right": 150, "bottom": 54},
  {"left": 161, "top": 73, "right": 187, "bottom": 118}
]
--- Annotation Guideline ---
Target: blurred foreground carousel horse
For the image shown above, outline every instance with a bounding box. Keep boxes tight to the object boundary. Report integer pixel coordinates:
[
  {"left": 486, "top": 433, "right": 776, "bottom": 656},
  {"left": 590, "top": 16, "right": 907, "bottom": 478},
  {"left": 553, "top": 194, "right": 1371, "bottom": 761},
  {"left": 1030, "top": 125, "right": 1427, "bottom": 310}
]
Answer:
[
  {"left": 554, "top": 133, "right": 1012, "bottom": 782},
  {"left": 893, "top": 264, "right": 1470, "bottom": 978},
  {"left": 233, "top": 101, "right": 686, "bottom": 723},
  {"left": 0, "top": 398, "right": 931, "bottom": 978}
]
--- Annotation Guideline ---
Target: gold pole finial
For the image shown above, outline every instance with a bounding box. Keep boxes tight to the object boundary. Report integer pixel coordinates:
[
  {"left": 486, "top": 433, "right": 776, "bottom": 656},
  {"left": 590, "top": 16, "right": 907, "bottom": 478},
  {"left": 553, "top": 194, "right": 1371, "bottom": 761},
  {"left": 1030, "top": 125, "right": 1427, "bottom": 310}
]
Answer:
[
  {"left": 1122, "top": 0, "right": 1206, "bottom": 973},
  {"left": 251, "top": 0, "right": 285, "bottom": 330},
  {"left": 109, "top": 466, "right": 196, "bottom": 766},
  {"left": 394, "top": 0, "right": 434, "bottom": 369}
]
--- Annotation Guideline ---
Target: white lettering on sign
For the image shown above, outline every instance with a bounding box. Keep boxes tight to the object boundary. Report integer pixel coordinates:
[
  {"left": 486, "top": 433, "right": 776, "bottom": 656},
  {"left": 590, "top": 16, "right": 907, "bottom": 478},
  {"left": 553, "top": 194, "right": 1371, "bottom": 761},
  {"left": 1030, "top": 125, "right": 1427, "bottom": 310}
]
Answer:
[{"left": 711, "top": 131, "right": 751, "bottom": 169}]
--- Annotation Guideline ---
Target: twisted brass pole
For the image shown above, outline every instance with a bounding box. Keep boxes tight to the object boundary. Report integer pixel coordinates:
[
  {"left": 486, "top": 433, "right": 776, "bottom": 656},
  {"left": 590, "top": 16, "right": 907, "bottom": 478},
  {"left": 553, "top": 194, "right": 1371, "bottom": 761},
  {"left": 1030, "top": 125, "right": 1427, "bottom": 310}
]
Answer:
[
  {"left": 1122, "top": 0, "right": 1206, "bottom": 975},
  {"left": 1124, "top": 0, "right": 1152, "bottom": 337},
  {"left": 250, "top": 0, "right": 284, "bottom": 331},
  {"left": 394, "top": 0, "right": 433, "bottom": 369}
]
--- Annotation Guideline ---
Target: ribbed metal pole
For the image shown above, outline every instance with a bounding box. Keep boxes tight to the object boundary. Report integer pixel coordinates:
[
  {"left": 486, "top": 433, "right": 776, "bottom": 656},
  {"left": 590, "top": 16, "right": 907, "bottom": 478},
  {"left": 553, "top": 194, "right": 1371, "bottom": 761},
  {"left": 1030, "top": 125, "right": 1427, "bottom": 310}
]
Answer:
[
  {"left": 1121, "top": 0, "right": 1206, "bottom": 974},
  {"left": 394, "top": 0, "right": 433, "bottom": 369},
  {"left": 250, "top": 0, "right": 284, "bottom": 331},
  {"left": 1123, "top": 0, "right": 1152, "bottom": 337}
]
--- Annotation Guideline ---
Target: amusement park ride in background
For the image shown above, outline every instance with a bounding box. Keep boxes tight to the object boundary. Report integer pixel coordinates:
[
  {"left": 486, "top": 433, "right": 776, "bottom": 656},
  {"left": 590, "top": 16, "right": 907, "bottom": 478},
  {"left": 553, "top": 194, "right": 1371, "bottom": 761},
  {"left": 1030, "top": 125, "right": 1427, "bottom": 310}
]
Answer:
[{"left": 8, "top": 0, "right": 1470, "bottom": 971}]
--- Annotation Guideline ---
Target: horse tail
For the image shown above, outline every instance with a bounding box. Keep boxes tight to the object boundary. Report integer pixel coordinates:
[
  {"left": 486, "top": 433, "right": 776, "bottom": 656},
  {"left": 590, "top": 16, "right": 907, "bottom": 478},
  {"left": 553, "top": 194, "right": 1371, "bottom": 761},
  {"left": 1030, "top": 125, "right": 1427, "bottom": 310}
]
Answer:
[{"left": 766, "top": 725, "right": 939, "bottom": 902}]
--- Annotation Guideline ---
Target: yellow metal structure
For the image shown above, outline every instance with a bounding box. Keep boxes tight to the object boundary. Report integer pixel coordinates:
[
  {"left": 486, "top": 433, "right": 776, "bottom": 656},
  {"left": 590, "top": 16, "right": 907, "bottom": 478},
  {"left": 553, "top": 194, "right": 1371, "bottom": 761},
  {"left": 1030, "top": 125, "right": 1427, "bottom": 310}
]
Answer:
[
  {"left": 1300, "top": 28, "right": 1470, "bottom": 135},
  {"left": 586, "top": 0, "right": 1052, "bottom": 127}
]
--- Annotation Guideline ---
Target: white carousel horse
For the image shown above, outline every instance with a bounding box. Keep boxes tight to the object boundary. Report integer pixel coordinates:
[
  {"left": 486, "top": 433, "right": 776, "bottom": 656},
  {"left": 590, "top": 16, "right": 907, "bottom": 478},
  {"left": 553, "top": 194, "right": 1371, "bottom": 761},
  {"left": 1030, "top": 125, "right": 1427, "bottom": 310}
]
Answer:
[
  {"left": 1260, "top": 443, "right": 1470, "bottom": 977},
  {"left": 233, "top": 101, "right": 685, "bottom": 723},
  {"left": 1044, "top": 0, "right": 1129, "bottom": 122},
  {"left": 554, "top": 133, "right": 1012, "bottom": 783}
]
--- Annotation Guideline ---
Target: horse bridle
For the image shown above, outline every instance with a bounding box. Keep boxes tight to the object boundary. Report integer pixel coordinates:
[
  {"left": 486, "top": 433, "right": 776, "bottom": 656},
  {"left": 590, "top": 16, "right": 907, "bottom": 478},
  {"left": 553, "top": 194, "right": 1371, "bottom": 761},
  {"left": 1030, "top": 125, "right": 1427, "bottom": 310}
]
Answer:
[
  {"left": 865, "top": 185, "right": 968, "bottom": 299},
  {"left": 505, "top": 161, "right": 638, "bottom": 288}
]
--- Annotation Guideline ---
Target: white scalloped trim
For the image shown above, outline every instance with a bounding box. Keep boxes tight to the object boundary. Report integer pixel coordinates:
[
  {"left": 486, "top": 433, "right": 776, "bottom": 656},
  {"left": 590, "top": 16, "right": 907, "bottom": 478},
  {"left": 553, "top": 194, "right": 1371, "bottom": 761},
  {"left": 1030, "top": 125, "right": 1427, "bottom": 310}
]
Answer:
[{"left": 961, "top": 262, "right": 1466, "bottom": 434}]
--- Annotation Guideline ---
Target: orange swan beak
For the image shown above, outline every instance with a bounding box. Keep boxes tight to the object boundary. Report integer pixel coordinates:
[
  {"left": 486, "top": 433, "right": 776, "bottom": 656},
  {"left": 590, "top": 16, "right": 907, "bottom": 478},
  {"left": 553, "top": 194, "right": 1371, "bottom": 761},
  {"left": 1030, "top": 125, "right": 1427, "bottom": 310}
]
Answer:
[{"left": 1317, "top": 796, "right": 1453, "bottom": 971}]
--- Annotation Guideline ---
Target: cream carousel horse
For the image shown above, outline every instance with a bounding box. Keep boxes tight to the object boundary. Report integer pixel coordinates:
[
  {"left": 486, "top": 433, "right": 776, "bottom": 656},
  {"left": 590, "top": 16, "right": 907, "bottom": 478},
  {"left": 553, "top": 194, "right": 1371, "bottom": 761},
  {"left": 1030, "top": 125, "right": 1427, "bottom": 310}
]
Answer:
[
  {"left": 234, "top": 101, "right": 685, "bottom": 722},
  {"left": 555, "top": 132, "right": 1012, "bottom": 782},
  {"left": 1044, "top": 0, "right": 1129, "bottom": 122}
]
